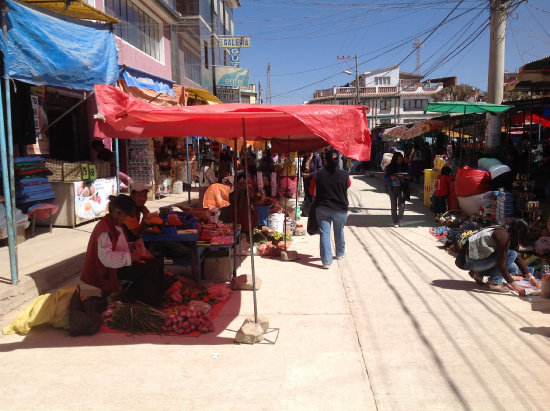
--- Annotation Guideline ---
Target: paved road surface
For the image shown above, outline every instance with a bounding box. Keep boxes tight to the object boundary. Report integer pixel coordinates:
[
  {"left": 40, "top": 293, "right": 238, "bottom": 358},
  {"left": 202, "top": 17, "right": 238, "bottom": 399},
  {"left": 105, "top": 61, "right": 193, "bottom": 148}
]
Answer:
[{"left": 0, "top": 175, "right": 548, "bottom": 410}]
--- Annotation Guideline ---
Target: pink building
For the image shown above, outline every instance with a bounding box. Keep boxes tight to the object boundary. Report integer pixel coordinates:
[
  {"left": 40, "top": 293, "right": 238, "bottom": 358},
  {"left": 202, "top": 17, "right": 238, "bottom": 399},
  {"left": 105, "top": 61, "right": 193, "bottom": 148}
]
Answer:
[{"left": 93, "top": 0, "right": 180, "bottom": 83}]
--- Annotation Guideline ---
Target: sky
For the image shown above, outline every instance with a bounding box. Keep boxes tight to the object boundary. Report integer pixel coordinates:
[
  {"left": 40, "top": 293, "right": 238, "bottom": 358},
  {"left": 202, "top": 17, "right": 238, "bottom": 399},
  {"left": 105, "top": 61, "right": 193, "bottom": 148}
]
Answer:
[{"left": 234, "top": 0, "right": 550, "bottom": 104}]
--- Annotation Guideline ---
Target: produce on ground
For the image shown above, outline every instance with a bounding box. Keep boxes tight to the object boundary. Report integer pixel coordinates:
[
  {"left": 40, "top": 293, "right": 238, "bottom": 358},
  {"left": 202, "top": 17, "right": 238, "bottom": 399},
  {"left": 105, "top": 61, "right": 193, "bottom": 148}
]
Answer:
[
  {"left": 162, "top": 304, "right": 214, "bottom": 334},
  {"left": 102, "top": 301, "right": 167, "bottom": 334}
]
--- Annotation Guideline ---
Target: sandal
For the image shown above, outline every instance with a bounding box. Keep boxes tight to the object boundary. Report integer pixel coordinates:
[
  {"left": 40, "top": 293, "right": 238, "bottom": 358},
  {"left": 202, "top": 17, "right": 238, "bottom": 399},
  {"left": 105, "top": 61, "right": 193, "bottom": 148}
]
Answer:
[{"left": 468, "top": 271, "right": 484, "bottom": 285}]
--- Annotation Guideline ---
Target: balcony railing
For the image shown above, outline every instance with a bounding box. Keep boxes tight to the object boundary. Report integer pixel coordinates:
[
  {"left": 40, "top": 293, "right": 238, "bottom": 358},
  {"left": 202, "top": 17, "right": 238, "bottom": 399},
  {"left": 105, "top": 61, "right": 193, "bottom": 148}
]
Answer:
[
  {"left": 312, "top": 83, "right": 440, "bottom": 99},
  {"left": 314, "top": 88, "right": 334, "bottom": 98}
]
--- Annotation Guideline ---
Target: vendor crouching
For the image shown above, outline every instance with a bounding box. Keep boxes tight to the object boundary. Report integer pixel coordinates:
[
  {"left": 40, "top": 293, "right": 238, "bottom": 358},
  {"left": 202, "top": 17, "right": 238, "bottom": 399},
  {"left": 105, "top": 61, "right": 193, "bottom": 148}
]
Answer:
[
  {"left": 465, "top": 219, "right": 540, "bottom": 295},
  {"left": 80, "top": 194, "right": 164, "bottom": 307}
]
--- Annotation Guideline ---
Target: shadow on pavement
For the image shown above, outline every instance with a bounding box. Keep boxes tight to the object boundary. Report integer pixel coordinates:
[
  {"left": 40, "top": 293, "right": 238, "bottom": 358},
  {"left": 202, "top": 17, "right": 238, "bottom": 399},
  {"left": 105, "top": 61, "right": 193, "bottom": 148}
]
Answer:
[
  {"left": 519, "top": 326, "right": 550, "bottom": 338},
  {"left": 431, "top": 279, "right": 516, "bottom": 296},
  {"left": 348, "top": 224, "right": 550, "bottom": 410}
]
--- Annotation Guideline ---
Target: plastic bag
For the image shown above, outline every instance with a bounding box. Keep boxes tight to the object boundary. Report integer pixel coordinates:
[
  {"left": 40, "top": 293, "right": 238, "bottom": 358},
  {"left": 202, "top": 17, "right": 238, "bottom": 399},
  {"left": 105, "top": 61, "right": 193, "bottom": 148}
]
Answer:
[
  {"left": 207, "top": 283, "right": 231, "bottom": 302},
  {"left": 2, "top": 286, "right": 77, "bottom": 335}
]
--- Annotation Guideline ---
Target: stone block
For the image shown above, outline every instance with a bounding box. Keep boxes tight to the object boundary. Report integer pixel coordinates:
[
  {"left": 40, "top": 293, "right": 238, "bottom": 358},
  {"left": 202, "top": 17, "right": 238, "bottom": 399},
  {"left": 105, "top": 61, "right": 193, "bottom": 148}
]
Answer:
[
  {"left": 244, "top": 314, "right": 269, "bottom": 332},
  {"left": 234, "top": 321, "right": 265, "bottom": 344},
  {"left": 231, "top": 274, "right": 261, "bottom": 291},
  {"left": 280, "top": 250, "right": 298, "bottom": 261}
]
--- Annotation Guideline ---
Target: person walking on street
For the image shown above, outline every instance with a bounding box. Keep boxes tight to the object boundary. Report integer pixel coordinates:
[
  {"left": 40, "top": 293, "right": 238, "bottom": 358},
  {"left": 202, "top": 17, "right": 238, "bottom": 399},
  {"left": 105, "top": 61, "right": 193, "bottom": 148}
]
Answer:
[
  {"left": 385, "top": 152, "right": 411, "bottom": 227},
  {"left": 309, "top": 149, "right": 351, "bottom": 269},
  {"left": 301, "top": 150, "right": 323, "bottom": 215},
  {"left": 409, "top": 142, "right": 424, "bottom": 184}
]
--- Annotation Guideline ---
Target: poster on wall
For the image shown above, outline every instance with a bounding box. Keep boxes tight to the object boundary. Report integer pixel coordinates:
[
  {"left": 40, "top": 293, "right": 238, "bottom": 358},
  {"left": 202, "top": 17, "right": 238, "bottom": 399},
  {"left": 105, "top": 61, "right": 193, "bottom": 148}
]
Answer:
[
  {"left": 74, "top": 178, "right": 116, "bottom": 223},
  {"left": 26, "top": 93, "right": 50, "bottom": 155}
]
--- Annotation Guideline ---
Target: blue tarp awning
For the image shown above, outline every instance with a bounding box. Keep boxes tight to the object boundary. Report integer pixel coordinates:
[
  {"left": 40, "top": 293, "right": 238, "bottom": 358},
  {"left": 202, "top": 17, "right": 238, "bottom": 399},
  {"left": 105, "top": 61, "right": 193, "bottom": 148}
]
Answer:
[
  {"left": 120, "top": 66, "right": 175, "bottom": 97},
  {"left": 0, "top": 0, "right": 118, "bottom": 90}
]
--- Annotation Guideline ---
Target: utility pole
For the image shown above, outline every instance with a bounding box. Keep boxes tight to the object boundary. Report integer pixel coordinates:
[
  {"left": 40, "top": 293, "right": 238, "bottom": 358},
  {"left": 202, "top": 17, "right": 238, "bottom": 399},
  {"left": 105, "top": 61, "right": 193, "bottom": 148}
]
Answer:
[
  {"left": 338, "top": 55, "right": 360, "bottom": 105},
  {"left": 355, "top": 54, "right": 360, "bottom": 105},
  {"left": 413, "top": 38, "right": 423, "bottom": 75},
  {"left": 266, "top": 62, "right": 272, "bottom": 104},
  {"left": 485, "top": 0, "right": 508, "bottom": 154}
]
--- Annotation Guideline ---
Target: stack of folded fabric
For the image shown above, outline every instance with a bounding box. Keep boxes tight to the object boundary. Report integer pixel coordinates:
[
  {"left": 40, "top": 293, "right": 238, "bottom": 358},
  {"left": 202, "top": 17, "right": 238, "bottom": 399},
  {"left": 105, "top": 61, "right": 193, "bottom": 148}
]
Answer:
[
  {"left": 14, "top": 157, "right": 55, "bottom": 213},
  {"left": 0, "top": 202, "right": 30, "bottom": 239}
]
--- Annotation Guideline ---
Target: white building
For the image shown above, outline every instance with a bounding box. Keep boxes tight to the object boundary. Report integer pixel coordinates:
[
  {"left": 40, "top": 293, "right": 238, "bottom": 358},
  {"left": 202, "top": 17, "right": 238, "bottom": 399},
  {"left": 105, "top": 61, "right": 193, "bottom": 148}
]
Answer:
[{"left": 309, "top": 65, "right": 451, "bottom": 129}]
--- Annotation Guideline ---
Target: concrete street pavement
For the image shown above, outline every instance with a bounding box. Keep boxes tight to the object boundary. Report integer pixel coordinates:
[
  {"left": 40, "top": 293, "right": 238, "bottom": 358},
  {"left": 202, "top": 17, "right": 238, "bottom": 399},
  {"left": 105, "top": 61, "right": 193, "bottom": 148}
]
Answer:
[{"left": 1, "top": 175, "right": 549, "bottom": 410}]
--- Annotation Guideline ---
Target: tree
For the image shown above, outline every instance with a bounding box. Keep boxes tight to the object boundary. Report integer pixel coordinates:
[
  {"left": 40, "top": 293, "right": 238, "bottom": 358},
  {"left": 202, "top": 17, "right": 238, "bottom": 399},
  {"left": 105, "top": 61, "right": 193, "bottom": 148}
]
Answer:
[{"left": 431, "top": 84, "right": 479, "bottom": 102}]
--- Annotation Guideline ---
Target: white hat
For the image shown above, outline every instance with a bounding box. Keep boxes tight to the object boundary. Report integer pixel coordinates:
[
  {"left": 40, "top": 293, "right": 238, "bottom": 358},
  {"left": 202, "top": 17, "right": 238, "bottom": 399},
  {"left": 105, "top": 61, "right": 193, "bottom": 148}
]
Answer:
[{"left": 131, "top": 183, "right": 150, "bottom": 192}]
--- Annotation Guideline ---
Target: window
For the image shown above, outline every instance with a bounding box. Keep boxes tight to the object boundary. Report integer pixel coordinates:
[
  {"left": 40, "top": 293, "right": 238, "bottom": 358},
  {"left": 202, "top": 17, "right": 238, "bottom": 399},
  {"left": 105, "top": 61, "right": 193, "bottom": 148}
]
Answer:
[
  {"left": 213, "top": 0, "right": 218, "bottom": 14},
  {"left": 225, "top": 10, "right": 229, "bottom": 33},
  {"left": 375, "top": 76, "right": 390, "bottom": 85},
  {"left": 403, "top": 99, "right": 428, "bottom": 111},
  {"left": 380, "top": 99, "right": 391, "bottom": 110},
  {"left": 204, "top": 41, "right": 209, "bottom": 69},
  {"left": 184, "top": 47, "right": 201, "bottom": 84},
  {"left": 106, "top": 0, "right": 162, "bottom": 61}
]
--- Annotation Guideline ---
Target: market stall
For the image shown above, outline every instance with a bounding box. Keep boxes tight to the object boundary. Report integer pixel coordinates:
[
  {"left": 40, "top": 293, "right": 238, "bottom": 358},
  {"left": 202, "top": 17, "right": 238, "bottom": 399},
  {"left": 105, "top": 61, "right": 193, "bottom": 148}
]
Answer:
[{"left": 93, "top": 83, "right": 372, "bottom": 325}]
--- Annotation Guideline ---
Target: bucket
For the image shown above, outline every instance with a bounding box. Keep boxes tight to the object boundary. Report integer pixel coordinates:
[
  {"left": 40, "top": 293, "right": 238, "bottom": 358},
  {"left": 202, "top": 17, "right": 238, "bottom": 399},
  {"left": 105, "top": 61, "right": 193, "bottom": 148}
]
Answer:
[
  {"left": 172, "top": 180, "right": 183, "bottom": 194},
  {"left": 268, "top": 213, "right": 285, "bottom": 233},
  {"left": 424, "top": 169, "right": 440, "bottom": 207}
]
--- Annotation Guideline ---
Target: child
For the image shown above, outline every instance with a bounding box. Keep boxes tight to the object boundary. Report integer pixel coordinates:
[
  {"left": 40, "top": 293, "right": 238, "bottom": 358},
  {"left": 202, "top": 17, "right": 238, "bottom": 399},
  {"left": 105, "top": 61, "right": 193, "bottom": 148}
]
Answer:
[{"left": 433, "top": 166, "right": 452, "bottom": 214}]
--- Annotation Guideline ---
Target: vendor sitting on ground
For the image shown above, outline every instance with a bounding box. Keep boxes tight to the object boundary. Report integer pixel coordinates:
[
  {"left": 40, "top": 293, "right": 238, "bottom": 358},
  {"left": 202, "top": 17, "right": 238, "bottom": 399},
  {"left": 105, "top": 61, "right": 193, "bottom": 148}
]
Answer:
[
  {"left": 80, "top": 194, "right": 164, "bottom": 307},
  {"left": 123, "top": 183, "right": 151, "bottom": 241},
  {"left": 465, "top": 219, "right": 540, "bottom": 295}
]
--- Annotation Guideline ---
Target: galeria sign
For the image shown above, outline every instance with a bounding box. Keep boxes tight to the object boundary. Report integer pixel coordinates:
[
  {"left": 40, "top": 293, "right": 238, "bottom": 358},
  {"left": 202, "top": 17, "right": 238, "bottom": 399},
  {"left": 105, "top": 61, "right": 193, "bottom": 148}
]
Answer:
[{"left": 220, "top": 36, "right": 251, "bottom": 48}]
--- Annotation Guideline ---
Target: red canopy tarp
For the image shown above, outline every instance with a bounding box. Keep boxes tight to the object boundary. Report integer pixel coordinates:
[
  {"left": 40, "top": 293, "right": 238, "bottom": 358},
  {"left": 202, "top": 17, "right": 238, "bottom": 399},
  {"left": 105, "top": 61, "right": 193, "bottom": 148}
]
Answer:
[
  {"left": 511, "top": 111, "right": 550, "bottom": 128},
  {"left": 94, "top": 84, "right": 371, "bottom": 160}
]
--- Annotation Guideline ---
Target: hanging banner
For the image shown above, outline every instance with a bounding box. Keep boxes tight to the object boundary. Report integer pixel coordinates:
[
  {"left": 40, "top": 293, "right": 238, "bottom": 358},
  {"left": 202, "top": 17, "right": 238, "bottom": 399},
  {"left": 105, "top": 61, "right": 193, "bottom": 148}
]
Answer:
[
  {"left": 26, "top": 94, "right": 49, "bottom": 155},
  {"left": 215, "top": 67, "right": 249, "bottom": 87}
]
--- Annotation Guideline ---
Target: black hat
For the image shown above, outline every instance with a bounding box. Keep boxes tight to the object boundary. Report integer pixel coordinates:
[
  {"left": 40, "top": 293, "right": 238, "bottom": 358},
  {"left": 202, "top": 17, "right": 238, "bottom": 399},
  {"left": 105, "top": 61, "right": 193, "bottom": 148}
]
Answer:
[{"left": 108, "top": 194, "right": 136, "bottom": 215}]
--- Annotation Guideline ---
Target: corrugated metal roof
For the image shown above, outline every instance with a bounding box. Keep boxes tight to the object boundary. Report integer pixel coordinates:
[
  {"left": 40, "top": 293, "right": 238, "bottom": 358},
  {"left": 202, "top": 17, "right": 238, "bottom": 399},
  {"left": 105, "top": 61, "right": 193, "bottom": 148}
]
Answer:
[{"left": 24, "top": 0, "right": 119, "bottom": 23}]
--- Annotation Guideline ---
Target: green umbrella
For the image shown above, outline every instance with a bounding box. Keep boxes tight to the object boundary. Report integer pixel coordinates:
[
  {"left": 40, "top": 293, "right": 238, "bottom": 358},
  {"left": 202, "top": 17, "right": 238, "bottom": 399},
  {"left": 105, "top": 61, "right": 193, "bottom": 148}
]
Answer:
[{"left": 425, "top": 101, "right": 512, "bottom": 114}]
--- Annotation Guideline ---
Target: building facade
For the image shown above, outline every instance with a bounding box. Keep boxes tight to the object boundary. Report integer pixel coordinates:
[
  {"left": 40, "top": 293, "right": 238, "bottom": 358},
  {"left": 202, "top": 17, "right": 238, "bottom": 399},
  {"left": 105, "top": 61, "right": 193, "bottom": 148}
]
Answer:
[
  {"left": 171, "top": 0, "right": 241, "bottom": 92},
  {"left": 309, "top": 65, "right": 446, "bottom": 129},
  {"left": 94, "top": 0, "right": 180, "bottom": 82}
]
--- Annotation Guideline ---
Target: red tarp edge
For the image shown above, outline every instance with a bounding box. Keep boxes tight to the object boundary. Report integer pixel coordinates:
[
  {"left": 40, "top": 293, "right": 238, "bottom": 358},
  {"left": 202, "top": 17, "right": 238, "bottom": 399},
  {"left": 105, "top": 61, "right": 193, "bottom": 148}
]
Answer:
[{"left": 93, "top": 84, "right": 372, "bottom": 161}]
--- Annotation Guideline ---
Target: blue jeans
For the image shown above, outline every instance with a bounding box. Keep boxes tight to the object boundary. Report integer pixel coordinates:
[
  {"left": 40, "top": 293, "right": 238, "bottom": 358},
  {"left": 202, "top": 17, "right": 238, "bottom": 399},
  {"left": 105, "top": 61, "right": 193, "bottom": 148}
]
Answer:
[
  {"left": 465, "top": 249, "right": 518, "bottom": 284},
  {"left": 316, "top": 206, "right": 348, "bottom": 266}
]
